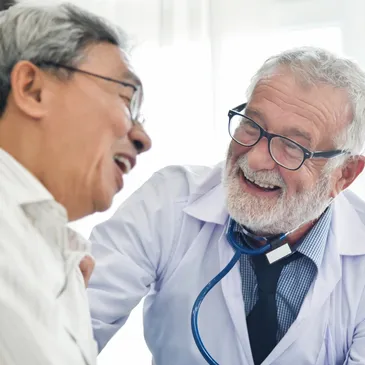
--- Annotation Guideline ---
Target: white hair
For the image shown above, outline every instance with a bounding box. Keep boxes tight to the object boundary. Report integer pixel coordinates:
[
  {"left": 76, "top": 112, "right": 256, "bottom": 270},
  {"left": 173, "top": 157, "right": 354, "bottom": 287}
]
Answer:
[{"left": 246, "top": 47, "right": 365, "bottom": 169}]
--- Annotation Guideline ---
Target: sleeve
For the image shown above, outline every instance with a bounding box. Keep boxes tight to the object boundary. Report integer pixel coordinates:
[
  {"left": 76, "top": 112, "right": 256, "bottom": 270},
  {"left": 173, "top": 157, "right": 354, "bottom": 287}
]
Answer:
[
  {"left": 344, "top": 287, "right": 365, "bottom": 364},
  {"left": 0, "top": 242, "right": 63, "bottom": 365},
  {"left": 87, "top": 171, "right": 181, "bottom": 351}
]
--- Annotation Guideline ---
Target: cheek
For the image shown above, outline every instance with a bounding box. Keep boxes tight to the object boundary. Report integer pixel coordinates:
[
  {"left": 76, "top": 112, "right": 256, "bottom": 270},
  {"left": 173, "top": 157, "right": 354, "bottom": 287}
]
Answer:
[
  {"left": 228, "top": 141, "right": 250, "bottom": 165},
  {"left": 89, "top": 156, "right": 116, "bottom": 211},
  {"left": 88, "top": 143, "right": 116, "bottom": 200},
  {"left": 106, "top": 99, "right": 133, "bottom": 138},
  {"left": 96, "top": 152, "right": 115, "bottom": 178},
  {"left": 282, "top": 166, "right": 320, "bottom": 195},
  {"left": 57, "top": 113, "right": 115, "bottom": 179},
  {"left": 67, "top": 107, "right": 124, "bottom": 181},
  {"left": 63, "top": 90, "right": 131, "bottom": 139}
]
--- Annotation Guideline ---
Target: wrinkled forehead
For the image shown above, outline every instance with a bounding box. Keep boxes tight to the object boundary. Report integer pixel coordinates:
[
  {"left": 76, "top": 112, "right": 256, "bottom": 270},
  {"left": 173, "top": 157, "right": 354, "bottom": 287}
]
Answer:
[
  {"left": 248, "top": 70, "right": 352, "bottom": 146},
  {"left": 251, "top": 68, "right": 351, "bottom": 120},
  {"left": 252, "top": 65, "right": 348, "bottom": 101}
]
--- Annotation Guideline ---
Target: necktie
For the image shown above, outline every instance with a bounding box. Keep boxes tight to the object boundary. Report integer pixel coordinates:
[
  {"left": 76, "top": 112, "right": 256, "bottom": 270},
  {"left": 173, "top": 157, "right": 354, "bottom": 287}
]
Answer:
[{"left": 246, "top": 251, "right": 302, "bottom": 364}]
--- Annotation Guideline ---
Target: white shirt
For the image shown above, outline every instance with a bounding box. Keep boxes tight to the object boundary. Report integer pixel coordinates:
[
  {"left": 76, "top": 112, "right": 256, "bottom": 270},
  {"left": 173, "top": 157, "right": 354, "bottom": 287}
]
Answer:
[
  {"left": 0, "top": 148, "right": 97, "bottom": 365},
  {"left": 88, "top": 163, "right": 365, "bottom": 365}
]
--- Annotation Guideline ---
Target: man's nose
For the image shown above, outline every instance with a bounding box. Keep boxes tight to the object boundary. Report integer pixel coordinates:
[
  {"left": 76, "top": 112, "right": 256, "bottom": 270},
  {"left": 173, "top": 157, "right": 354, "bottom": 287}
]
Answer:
[
  {"left": 129, "top": 124, "right": 152, "bottom": 154},
  {"left": 246, "top": 138, "right": 276, "bottom": 171}
]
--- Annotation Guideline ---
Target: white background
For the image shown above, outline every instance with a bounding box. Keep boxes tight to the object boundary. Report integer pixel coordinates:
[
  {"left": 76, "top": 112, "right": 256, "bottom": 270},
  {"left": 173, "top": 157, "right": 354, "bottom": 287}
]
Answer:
[{"left": 61, "top": 0, "right": 365, "bottom": 363}]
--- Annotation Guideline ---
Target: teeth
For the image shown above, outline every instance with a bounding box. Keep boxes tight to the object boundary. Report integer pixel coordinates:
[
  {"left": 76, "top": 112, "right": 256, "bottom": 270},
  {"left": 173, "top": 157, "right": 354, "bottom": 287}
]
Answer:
[
  {"left": 114, "top": 155, "right": 131, "bottom": 174},
  {"left": 246, "top": 176, "right": 276, "bottom": 190}
]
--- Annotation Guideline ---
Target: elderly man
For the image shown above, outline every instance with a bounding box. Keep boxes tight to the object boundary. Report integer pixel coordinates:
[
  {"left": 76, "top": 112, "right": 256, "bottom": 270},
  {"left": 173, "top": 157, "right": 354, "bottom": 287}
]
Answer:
[
  {"left": 88, "top": 46, "right": 365, "bottom": 365},
  {"left": 0, "top": 2, "right": 150, "bottom": 365}
]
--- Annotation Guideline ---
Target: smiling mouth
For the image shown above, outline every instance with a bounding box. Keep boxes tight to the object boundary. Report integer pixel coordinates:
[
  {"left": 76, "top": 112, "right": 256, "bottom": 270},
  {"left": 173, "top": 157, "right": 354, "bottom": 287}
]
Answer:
[
  {"left": 240, "top": 170, "right": 281, "bottom": 192},
  {"left": 113, "top": 156, "right": 132, "bottom": 174}
]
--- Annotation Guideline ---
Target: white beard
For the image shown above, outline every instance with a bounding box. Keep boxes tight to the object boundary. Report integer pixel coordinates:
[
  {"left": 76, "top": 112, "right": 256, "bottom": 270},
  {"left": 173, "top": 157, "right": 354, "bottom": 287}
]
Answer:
[{"left": 223, "top": 154, "right": 333, "bottom": 235}]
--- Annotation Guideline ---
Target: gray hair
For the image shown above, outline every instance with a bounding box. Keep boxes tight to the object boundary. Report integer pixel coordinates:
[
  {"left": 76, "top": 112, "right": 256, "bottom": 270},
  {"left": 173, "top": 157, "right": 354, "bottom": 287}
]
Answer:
[
  {"left": 0, "top": 1, "right": 130, "bottom": 115},
  {"left": 246, "top": 46, "right": 365, "bottom": 169}
]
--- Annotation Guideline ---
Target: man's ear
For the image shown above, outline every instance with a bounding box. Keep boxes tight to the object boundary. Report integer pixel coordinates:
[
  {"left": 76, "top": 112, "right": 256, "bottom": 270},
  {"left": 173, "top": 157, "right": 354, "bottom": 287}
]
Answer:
[
  {"left": 9, "top": 61, "right": 48, "bottom": 119},
  {"left": 0, "top": 0, "right": 15, "bottom": 11},
  {"left": 331, "top": 155, "right": 365, "bottom": 197}
]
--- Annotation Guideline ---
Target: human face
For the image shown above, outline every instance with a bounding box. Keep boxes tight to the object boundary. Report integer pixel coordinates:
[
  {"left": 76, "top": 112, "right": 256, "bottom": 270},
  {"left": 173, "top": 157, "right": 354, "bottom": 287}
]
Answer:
[
  {"left": 114, "top": 122, "right": 152, "bottom": 171},
  {"left": 223, "top": 68, "right": 352, "bottom": 235},
  {"left": 38, "top": 43, "right": 148, "bottom": 219}
]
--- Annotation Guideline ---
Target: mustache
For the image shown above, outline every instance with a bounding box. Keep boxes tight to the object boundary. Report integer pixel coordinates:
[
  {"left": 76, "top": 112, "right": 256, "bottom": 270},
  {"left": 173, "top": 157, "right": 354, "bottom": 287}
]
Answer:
[{"left": 236, "top": 155, "right": 286, "bottom": 188}]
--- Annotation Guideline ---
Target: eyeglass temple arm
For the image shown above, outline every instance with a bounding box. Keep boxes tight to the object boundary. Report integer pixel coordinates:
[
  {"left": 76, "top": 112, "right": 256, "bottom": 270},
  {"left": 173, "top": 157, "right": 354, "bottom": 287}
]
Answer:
[
  {"left": 311, "top": 150, "right": 349, "bottom": 159},
  {"left": 231, "top": 102, "right": 247, "bottom": 112}
]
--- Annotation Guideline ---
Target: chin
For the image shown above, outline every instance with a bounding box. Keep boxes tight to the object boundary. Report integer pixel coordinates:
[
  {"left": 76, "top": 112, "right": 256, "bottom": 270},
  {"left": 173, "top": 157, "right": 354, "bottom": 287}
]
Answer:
[
  {"left": 91, "top": 189, "right": 115, "bottom": 214},
  {"left": 94, "top": 198, "right": 113, "bottom": 214}
]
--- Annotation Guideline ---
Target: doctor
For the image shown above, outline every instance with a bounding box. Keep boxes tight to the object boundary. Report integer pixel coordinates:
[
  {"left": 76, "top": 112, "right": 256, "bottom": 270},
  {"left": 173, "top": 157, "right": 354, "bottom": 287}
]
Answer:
[{"left": 88, "top": 46, "right": 365, "bottom": 364}]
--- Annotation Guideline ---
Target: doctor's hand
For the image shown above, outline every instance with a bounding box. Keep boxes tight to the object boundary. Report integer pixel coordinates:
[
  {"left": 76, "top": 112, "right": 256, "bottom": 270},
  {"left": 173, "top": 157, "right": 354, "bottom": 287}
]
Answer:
[{"left": 79, "top": 255, "right": 95, "bottom": 288}]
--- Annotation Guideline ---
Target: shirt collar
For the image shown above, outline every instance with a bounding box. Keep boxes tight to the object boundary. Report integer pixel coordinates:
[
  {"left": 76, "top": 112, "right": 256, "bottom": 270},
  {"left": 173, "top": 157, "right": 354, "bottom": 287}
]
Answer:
[
  {"left": 0, "top": 148, "right": 53, "bottom": 205},
  {"left": 233, "top": 207, "right": 331, "bottom": 269},
  {"left": 295, "top": 206, "right": 332, "bottom": 269}
]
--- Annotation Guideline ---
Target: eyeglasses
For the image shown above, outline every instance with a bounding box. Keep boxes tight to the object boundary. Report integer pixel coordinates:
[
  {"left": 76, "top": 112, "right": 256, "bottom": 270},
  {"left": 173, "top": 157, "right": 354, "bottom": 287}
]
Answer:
[
  {"left": 228, "top": 103, "right": 349, "bottom": 171},
  {"left": 38, "top": 61, "right": 144, "bottom": 123}
]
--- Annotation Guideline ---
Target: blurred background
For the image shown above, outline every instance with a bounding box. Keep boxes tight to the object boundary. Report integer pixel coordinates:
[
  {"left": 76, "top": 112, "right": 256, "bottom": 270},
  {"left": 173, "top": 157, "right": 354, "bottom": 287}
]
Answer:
[{"left": 60, "top": 0, "right": 365, "bottom": 363}]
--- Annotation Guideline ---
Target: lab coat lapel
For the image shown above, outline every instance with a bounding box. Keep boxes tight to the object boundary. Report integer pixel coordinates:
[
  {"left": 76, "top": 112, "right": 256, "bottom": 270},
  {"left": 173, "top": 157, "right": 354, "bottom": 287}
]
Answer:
[
  {"left": 263, "top": 232, "right": 340, "bottom": 363},
  {"left": 263, "top": 193, "right": 361, "bottom": 363}
]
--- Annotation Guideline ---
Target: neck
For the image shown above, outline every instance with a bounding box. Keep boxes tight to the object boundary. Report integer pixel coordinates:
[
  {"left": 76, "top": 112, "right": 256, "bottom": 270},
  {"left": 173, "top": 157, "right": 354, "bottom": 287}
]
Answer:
[
  {"left": 0, "top": 117, "right": 45, "bottom": 184},
  {"left": 246, "top": 219, "right": 318, "bottom": 247},
  {"left": 0, "top": 116, "right": 78, "bottom": 221},
  {"left": 284, "top": 220, "right": 317, "bottom": 246}
]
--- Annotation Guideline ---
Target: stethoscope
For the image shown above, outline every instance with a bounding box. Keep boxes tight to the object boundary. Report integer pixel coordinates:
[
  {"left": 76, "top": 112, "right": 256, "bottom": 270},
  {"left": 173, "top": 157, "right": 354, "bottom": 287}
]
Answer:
[{"left": 190, "top": 217, "right": 296, "bottom": 365}]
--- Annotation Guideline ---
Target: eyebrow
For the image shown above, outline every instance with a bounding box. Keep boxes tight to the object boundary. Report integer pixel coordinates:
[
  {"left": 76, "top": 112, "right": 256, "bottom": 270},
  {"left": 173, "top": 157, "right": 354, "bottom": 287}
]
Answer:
[
  {"left": 245, "top": 107, "right": 313, "bottom": 144},
  {"left": 283, "top": 127, "right": 312, "bottom": 144}
]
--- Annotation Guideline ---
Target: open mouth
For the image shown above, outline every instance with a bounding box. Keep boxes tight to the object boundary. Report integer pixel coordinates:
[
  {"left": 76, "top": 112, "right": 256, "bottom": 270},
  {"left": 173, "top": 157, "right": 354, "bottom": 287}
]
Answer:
[
  {"left": 241, "top": 170, "right": 281, "bottom": 192},
  {"left": 113, "top": 155, "right": 132, "bottom": 174}
]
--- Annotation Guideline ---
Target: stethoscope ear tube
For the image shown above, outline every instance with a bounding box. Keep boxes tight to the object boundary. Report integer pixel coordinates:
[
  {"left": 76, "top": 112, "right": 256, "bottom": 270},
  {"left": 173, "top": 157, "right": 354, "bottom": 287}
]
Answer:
[
  {"left": 191, "top": 218, "right": 289, "bottom": 364},
  {"left": 225, "top": 218, "right": 271, "bottom": 255},
  {"left": 191, "top": 250, "right": 241, "bottom": 365}
]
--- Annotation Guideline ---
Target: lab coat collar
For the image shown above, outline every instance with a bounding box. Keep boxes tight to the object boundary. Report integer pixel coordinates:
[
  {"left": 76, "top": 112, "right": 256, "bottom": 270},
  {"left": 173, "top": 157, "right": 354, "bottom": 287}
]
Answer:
[
  {"left": 184, "top": 161, "right": 365, "bottom": 257},
  {"left": 258, "top": 191, "right": 365, "bottom": 364},
  {"left": 331, "top": 191, "right": 365, "bottom": 256},
  {"left": 183, "top": 161, "right": 229, "bottom": 225}
]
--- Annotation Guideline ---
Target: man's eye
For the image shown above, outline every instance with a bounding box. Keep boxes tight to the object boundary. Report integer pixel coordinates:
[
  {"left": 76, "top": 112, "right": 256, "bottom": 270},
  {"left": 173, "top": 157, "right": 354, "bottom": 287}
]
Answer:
[{"left": 119, "top": 95, "right": 131, "bottom": 104}]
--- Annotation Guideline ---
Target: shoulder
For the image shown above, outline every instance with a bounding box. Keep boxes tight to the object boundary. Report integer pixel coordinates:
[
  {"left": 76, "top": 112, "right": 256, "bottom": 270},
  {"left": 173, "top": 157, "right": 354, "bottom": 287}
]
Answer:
[
  {"left": 0, "top": 195, "right": 28, "bottom": 248},
  {"left": 123, "top": 162, "right": 224, "bottom": 208},
  {"left": 152, "top": 163, "right": 221, "bottom": 193},
  {"left": 333, "top": 190, "right": 365, "bottom": 274},
  {"left": 342, "top": 189, "right": 365, "bottom": 223}
]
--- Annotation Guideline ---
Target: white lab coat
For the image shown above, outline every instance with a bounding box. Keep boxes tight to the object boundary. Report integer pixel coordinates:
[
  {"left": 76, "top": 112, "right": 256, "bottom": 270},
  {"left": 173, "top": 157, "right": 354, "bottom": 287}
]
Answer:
[{"left": 88, "top": 162, "right": 365, "bottom": 365}]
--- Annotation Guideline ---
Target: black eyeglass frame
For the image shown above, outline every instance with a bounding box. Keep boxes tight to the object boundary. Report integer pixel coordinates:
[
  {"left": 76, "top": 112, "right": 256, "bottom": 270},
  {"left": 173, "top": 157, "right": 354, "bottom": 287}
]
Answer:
[{"left": 228, "top": 102, "right": 349, "bottom": 171}]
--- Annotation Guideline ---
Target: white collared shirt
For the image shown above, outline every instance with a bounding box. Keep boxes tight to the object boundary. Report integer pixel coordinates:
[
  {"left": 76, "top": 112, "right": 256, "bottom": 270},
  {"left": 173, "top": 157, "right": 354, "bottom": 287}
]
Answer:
[{"left": 0, "top": 148, "right": 97, "bottom": 365}]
